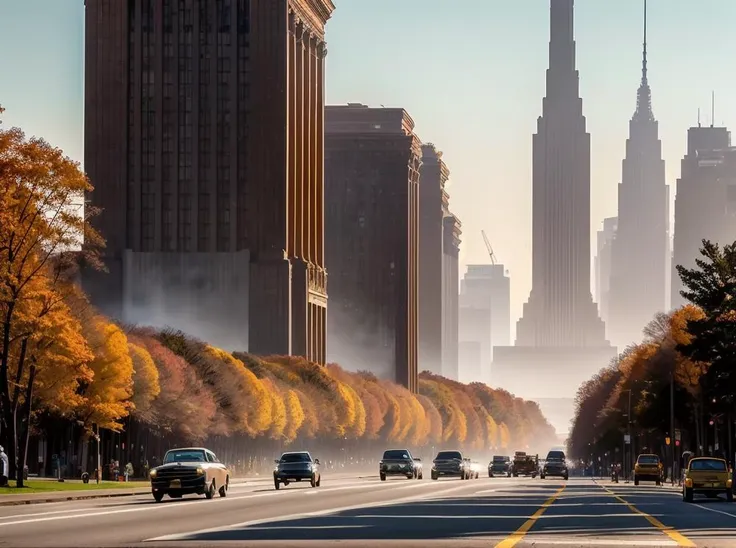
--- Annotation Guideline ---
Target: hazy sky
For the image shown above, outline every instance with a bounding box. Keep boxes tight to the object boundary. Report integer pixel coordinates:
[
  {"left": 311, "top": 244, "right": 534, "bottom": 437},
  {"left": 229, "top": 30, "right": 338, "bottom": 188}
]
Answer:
[{"left": 1, "top": 0, "right": 734, "bottom": 336}]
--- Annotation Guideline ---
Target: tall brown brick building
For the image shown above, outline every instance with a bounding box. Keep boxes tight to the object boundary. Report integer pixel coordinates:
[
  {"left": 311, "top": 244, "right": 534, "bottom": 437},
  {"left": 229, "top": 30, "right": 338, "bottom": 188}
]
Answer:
[
  {"left": 324, "top": 104, "right": 420, "bottom": 392},
  {"left": 83, "top": 0, "right": 334, "bottom": 362}
]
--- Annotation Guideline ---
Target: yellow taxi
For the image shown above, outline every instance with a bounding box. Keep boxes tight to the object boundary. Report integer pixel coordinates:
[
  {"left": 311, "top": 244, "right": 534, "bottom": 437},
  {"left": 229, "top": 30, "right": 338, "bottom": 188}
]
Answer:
[
  {"left": 683, "top": 457, "right": 733, "bottom": 503},
  {"left": 634, "top": 453, "right": 663, "bottom": 486}
]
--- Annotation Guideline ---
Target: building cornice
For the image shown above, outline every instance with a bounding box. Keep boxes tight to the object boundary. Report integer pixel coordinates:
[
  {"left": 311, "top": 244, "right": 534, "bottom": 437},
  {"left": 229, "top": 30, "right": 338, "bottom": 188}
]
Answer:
[{"left": 289, "top": 0, "right": 335, "bottom": 37}]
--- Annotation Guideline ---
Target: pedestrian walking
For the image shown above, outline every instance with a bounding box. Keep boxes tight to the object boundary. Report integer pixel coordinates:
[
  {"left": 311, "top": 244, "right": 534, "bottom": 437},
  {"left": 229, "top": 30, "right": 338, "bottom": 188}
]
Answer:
[{"left": 0, "top": 445, "right": 9, "bottom": 486}]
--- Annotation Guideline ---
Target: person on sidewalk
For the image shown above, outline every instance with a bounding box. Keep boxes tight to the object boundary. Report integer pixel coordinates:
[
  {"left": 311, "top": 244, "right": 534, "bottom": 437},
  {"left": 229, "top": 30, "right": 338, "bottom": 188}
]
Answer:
[{"left": 0, "top": 445, "right": 9, "bottom": 486}]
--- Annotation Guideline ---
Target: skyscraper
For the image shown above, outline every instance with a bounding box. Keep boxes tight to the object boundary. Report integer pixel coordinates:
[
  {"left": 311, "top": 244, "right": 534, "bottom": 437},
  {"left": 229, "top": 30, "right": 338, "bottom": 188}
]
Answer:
[
  {"left": 459, "top": 264, "right": 510, "bottom": 384},
  {"left": 492, "top": 0, "right": 616, "bottom": 432},
  {"left": 594, "top": 216, "right": 617, "bottom": 328},
  {"left": 441, "top": 214, "right": 461, "bottom": 380},
  {"left": 83, "top": 0, "right": 335, "bottom": 361},
  {"left": 418, "top": 144, "right": 449, "bottom": 377},
  {"left": 324, "top": 104, "right": 421, "bottom": 392},
  {"left": 607, "top": 1, "right": 668, "bottom": 349},
  {"left": 671, "top": 125, "right": 735, "bottom": 307}
]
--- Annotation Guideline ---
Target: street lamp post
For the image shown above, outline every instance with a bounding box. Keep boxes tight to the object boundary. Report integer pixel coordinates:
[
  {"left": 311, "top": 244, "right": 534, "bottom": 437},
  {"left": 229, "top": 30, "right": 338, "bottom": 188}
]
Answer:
[{"left": 670, "top": 371, "right": 675, "bottom": 485}]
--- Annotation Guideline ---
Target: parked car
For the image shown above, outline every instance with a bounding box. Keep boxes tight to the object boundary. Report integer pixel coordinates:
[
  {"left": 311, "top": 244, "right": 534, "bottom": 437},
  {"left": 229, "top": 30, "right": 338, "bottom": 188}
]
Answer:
[
  {"left": 379, "top": 449, "right": 423, "bottom": 480},
  {"left": 682, "top": 456, "right": 733, "bottom": 503},
  {"left": 273, "top": 451, "right": 321, "bottom": 489},
  {"left": 149, "top": 447, "right": 229, "bottom": 503}
]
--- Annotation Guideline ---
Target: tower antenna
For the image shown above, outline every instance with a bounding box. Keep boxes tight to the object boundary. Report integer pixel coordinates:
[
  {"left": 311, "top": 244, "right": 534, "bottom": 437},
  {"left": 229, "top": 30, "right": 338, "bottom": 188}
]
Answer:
[
  {"left": 698, "top": 108, "right": 701, "bottom": 128},
  {"left": 711, "top": 90, "right": 715, "bottom": 128},
  {"left": 481, "top": 230, "right": 497, "bottom": 266}
]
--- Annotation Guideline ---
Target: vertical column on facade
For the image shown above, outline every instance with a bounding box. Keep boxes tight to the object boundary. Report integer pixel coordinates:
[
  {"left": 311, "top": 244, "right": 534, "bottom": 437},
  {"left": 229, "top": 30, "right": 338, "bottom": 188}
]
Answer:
[
  {"left": 287, "top": 12, "right": 296, "bottom": 257},
  {"left": 209, "top": 0, "right": 218, "bottom": 252},
  {"left": 228, "top": 0, "right": 238, "bottom": 252},
  {"left": 132, "top": 0, "right": 143, "bottom": 251},
  {"left": 172, "top": 0, "right": 180, "bottom": 250},
  {"left": 191, "top": 2, "right": 200, "bottom": 247},
  {"left": 308, "top": 36, "right": 317, "bottom": 263},
  {"left": 304, "top": 32, "right": 313, "bottom": 262},
  {"left": 154, "top": 0, "right": 163, "bottom": 250},
  {"left": 295, "top": 23, "right": 305, "bottom": 258},
  {"left": 316, "top": 42, "right": 325, "bottom": 267}
]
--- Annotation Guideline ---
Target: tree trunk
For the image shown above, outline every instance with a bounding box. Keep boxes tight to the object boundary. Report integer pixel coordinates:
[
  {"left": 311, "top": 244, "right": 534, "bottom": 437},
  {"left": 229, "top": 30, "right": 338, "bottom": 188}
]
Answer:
[
  {"left": 16, "top": 361, "right": 35, "bottom": 488},
  {"left": 9, "top": 338, "right": 28, "bottom": 478},
  {"left": 0, "top": 302, "right": 17, "bottom": 457}
]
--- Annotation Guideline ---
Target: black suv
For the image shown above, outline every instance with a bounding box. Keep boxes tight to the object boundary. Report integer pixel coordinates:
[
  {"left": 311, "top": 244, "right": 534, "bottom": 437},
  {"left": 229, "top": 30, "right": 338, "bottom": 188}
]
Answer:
[
  {"left": 379, "top": 449, "right": 422, "bottom": 480},
  {"left": 541, "top": 450, "right": 568, "bottom": 480}
]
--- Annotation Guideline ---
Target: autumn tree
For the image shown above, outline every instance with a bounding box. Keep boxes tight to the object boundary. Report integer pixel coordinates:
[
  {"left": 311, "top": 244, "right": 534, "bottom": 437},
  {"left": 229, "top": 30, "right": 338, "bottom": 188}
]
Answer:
[{"left": 0, "top": 112, "right": 103, "bottom": 480}]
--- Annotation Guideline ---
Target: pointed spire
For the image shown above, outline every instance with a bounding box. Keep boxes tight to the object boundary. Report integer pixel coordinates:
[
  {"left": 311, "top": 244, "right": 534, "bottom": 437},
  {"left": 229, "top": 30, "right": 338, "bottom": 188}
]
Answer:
[
  {"left": 548, "top": 0, "right": 575, "bottom": 73},
  {"left": 634, "top": 0, "right": 654, "bottom": 121}
]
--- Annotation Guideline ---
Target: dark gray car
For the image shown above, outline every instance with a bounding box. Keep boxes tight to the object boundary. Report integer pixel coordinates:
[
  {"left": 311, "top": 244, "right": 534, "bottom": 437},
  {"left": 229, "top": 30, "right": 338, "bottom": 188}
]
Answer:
[{"left": 273, "top": 451, "right": 321, "bottom": 490}]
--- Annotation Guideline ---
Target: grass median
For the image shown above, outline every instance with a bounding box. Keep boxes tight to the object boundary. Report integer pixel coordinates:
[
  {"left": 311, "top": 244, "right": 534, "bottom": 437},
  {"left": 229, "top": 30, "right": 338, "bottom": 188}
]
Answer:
[{"left": 0, "top": 479, "right": 150, "bottom": 495}]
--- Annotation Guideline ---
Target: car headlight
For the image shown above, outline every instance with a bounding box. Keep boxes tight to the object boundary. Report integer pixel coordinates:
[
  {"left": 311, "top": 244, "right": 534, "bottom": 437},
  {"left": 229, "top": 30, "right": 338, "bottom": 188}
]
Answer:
[
  {"left": 149, "top": 469, "right": 157, "bottom": 479},
  {"left": 196, "top": 467, "right": 205, "bottom": 476}
]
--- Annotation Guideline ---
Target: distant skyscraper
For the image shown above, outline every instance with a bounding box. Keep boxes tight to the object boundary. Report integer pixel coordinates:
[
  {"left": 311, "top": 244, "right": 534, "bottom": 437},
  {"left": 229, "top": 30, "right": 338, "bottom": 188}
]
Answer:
[
  {"left": 594, "top": 217, "right": 617, "bottom": 328},
  {"left": 324, "top": 104, "right": 421, "bottom": 392},
  {"left": 458, "top": 264, "right": 509, "bottom": 384},
  {"left": 83, "top": 0, "right": 334, "bottom": 361},
  {"left": 672, "top": 125, "right": 735, "bottom": 307},
  {"left": 607, "top": 2, "right": 668, "bottom": 348},
  {"left": 492, "top": 0, "right": 616, "bottom": 433},
  {"left": 441, "top": 214, "right": 462, "bottom": 380},
  {"left": 419, "top": 144, "right": 462, "bottom": 380}
]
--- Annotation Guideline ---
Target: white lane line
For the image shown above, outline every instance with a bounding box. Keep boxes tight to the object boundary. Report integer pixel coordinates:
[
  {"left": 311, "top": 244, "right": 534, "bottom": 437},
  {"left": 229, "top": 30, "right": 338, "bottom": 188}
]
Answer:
[
  {"left": 145, "top": 482, "right": 492, "bottom": 542},
  {"left": 0, "top": 479, "right": 418, "bottom": 527},
  {"left": 691, "top": 502, "right": 736, "bottom": 519}
]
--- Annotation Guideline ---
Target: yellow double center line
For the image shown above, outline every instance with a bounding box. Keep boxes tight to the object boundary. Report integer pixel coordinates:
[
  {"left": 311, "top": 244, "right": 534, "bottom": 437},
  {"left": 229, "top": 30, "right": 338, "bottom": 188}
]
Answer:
[
  {"left": 494, "top": 485, "right": 566, "bottom": 548},
  {"left": 599, "top": 484, "right": 695, "bottom": 547}
]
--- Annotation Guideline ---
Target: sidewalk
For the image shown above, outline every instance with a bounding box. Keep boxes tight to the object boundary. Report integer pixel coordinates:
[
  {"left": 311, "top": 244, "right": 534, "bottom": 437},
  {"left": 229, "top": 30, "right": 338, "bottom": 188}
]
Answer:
[{"left": 593, "top": 478, "right": 681, "bottom": 490}]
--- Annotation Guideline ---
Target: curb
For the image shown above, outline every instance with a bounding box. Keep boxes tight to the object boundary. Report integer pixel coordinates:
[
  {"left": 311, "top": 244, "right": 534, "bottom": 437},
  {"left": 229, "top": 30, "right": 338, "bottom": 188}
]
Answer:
[{"left": 0, "top": 489, "right": 150, "bottom": 507}]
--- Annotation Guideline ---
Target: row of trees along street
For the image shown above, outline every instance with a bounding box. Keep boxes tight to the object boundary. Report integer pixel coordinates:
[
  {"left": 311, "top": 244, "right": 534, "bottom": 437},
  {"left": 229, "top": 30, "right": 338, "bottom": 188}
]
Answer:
[
  {"left": 569, "top": 238, "right": 736, "bottom": 478},
  {"left": 0, "top": 109, "right": 558, "bottom": 487}
]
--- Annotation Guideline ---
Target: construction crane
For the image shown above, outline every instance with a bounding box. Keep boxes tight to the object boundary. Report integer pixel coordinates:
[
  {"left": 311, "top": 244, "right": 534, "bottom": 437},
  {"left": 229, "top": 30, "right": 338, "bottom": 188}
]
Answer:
[{"left": 481, "top": 230, "right": 497, "bottom": 265}]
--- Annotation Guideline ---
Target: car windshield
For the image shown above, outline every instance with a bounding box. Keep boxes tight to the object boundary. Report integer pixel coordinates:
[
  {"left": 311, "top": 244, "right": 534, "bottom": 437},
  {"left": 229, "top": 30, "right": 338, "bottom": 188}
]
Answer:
[
  {"left": 690, "top": 459, "right": 727, "bottom": 472},
  {"left": 383, "top": 450, "right": 411, "bottom": 460},
  {"left": 492, "top": 456, "right": 507, "bottom": 462},
  {"left": 163, "top": 450, "right": 205, "bottom": 463},
  {"left": 637, "top": 455, "right": 659, "bottom": 465},
  {"left": 280, "top": 453, "right": 311, "bottom": 463},
  {"left": 547, "top": 451, "right": 565, "bottom": 461},
  {"left": 436, "top": 451, "right": 462, "bottom": 460}
]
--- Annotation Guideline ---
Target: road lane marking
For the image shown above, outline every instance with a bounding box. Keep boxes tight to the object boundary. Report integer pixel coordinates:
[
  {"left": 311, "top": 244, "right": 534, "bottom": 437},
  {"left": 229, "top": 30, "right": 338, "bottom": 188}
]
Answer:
[
  {"left": 0, "top": 479, "right": 429, "bottom": 527},
  {"left": 493, "top": 485, "right": 566, "bottom": 548},
  {"left": 145, "top": 482, "right": 493, "bottom": 542},
  {"left": 691, "top": 502, "right": 736, "bottom": 519},
  {"left": 512, "top": 539, "right": 676, "bottom": 546},
  {"left": 598, "top": 484, "right": 695, "bottom": 547}
]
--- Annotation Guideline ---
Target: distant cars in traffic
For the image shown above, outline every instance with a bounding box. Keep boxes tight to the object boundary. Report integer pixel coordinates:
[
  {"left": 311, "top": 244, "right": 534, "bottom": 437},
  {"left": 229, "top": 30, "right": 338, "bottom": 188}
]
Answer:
[
  {"left": 541, "top": 450, "right": 569, "bottom": 480},
  {"left": 149, "top": 447, "right": 229, "bottom": 502},
  {"left": 431, "top": 450, "right": 471, "bottom": 480},
  {"left": 488, "top": 456, "right": 512, "bottom": 477},
  {"left": 634, "top": 454, "right": 663, "bottom": 486},
  {"left": 273, "top": 451, "right": 321, "bottom": 490},
  {"left": 379, "top": 449, "right": 423, "bottom": 480}
]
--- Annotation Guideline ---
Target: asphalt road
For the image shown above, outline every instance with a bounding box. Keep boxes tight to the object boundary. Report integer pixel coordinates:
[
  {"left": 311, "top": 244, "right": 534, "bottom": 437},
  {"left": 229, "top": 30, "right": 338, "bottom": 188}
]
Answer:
[{"left": 0, "top": 475, "right": 735, "bottom": 547}]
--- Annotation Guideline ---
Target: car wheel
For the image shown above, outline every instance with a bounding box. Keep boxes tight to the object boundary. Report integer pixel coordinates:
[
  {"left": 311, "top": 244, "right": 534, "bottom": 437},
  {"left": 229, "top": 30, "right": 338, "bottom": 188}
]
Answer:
[
  {"left": 274, "top": 477, "right": 280, "bottom": 490},
  {"left": 205, "top": 481, "right": 216, "bottom": 500},
  {"left": 727, "top": 489, "right": 734, "bottom": 502},
  {"left": 219, "top": 477, "right": 228, "bottom": 497},
  {"left": 683, "top": 487, "right": 693, "bottom": 503},
  {"left": 153, "top": 491, "right": 165, "bottom": 503},
  {"left": 431, "top": 471, "right": 438, "bottom": 480},
  {"left": 310, "top": 474, "right": 317, "bottom": 488},
  {"left": 380, "top": 473, "right": 386, "bottom": 481},
  {"left": 541, "top": 474, "right": 545, "bottom": 480},
  {"left": 316, "top": 474, "right": 321, "bottom": 487},
  {"left": 418, "top": 472, "right": 423, "bottom": 480},
  {"left": 563, "top": 475, "right": 568, "bottom": 481},
  {"left": 634, "top": 476, "right": 639, "bottom": 486}
]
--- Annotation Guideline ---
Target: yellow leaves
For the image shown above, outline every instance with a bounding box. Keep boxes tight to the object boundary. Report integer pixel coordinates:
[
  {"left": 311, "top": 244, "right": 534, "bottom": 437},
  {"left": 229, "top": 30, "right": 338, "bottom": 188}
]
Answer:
[
  {"left": 79, "top": 316, "right": 134, "bottom": 431},
  {"left": 127, "top": 341, "right": 160, "bottom": 422},
  {"left": 283, "top": 390, "right": 305, "bottom": 443}
]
